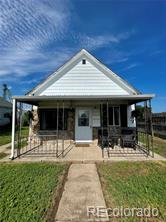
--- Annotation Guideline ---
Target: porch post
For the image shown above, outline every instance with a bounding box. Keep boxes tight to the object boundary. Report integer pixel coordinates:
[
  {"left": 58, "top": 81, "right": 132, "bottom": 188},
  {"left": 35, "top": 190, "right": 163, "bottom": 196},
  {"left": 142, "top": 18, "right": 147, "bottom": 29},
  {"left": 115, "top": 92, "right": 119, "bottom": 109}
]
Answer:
[
  {"left": 10, "top": 98, "right": 16, "bottom": 159},
  {"left": 107, "top": 100, "right": 110, "bottom": 154},
  {"left": 144, "top": 100, "right": 149, "bottom": 156},
  {"left": 62, "top": 100, "right": 65, "bottom": 157},
  {"left": 19, "top": 102, "right": 23, "bottom": 155},
  {"left": 149, "top": 99, "right": 154, "bottom": 157},
  {"left": 100, "top": 101, "right": 104, "bottom": 157},
  {"left": 56, "top": 101, "right": 59, "bottom": 157},
  {"left": 135, "top": 103, "right": 138, "bottom": 143}
]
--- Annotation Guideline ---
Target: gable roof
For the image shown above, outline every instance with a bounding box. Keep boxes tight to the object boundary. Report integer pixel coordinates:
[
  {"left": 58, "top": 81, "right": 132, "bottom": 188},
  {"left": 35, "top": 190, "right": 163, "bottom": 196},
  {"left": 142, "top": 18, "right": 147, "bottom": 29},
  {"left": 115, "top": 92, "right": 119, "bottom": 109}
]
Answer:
[{"left": 27, "top": 49, "right": 140, "bottom": 96}]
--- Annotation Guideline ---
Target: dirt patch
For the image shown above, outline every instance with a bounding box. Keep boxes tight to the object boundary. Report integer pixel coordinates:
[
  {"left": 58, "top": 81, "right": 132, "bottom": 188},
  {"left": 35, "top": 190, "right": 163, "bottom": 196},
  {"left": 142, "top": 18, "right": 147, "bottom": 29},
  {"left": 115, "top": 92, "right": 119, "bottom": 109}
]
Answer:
[
  {"left": 96, "top": 162, "right": 115, "bottom": 210},
  {"left": 45, "top": 163, "right": 71, "bottom": 222}
]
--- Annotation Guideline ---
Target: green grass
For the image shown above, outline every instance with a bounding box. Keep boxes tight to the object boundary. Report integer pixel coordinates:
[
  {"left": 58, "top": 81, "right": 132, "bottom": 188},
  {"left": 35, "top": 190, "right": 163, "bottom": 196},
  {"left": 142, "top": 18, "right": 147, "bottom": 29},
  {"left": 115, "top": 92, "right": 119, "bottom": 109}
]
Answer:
[
  {"left": 153, "top": 137, "right": 166, "bottom": 158},
  {"left": 98, "top": 161, "right": 166, "bottom": 222},
  {"left": 0, "top": 126, "right": 29, "bottom": 146},
  {"left": 138, "top": 133, "right": 166, "bottom": 158},
  {"left": 0, "top": 152, "right": 8, "bottom": 159},
  {"left": 0, "top": 163, "right": 68, "bottom": 222}
]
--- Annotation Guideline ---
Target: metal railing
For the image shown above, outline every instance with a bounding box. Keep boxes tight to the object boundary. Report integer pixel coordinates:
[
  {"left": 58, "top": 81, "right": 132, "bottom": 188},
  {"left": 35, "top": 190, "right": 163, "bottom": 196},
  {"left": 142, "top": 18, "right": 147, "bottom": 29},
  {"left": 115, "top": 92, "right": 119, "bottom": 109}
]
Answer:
[
  {"left": 14, "top": 134, "right": 73, "bottom": 158},
  {"left": 98, "top": 127, "right": 154, "bottom": 158},
  {"left": 137, "top": 129, "right": 154, "bottom": 157}
]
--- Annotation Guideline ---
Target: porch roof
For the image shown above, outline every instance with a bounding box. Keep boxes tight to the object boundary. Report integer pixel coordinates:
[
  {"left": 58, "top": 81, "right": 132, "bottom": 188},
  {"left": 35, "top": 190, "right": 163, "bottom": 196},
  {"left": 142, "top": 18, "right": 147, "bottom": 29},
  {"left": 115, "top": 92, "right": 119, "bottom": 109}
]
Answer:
[{"left": 13, "top": 94, "right": 155, "bottom": 105}]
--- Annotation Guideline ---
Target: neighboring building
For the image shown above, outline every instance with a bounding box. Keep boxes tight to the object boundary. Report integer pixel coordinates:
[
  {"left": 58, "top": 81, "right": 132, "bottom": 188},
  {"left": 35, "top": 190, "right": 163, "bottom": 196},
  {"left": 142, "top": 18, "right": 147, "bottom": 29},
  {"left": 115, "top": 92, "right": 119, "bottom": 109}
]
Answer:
[
  {"left": 0, "top": 97, "right": 12, "bottom": 127},
  {"left": 11, "top": 49, "right": 154, "bottom": 159}
]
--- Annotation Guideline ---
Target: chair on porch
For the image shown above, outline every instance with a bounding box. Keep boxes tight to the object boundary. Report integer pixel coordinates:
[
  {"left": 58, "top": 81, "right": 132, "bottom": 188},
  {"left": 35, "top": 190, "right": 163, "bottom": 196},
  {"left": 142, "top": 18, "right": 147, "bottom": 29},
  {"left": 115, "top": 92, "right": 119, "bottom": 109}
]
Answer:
[
  {"left": 98, "top": 126, "right": 120, "bottom": 148},
  {"left": 120, "top": 127, "right": 136, "bottom": 149}
]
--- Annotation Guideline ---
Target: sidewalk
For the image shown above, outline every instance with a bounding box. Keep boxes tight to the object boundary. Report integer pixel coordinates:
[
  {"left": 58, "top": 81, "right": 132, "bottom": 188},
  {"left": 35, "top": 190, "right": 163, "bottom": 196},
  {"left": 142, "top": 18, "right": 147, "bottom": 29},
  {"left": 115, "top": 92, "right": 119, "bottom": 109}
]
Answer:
[
  {"left": 55, "top": 164, "right": 108, "bottom": 221},
  {"left": 0, "top": 143, "right": 11, "bottom": 152}
]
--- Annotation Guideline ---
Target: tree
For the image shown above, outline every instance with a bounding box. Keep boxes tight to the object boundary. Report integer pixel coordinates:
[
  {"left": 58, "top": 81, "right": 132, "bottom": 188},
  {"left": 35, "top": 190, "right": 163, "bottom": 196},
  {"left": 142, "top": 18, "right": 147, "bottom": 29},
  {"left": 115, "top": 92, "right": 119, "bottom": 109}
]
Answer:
[{"left": 22, "top": 111, "right": 33, "bottom": 126}]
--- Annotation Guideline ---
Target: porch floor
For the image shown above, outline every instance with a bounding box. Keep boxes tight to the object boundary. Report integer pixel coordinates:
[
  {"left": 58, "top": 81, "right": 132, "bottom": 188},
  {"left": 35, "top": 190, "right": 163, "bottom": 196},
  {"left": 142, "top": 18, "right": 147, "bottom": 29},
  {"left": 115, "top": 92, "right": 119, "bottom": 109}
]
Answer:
[{"left": 9, "top": 143, "right": 166, "bottom": 162}]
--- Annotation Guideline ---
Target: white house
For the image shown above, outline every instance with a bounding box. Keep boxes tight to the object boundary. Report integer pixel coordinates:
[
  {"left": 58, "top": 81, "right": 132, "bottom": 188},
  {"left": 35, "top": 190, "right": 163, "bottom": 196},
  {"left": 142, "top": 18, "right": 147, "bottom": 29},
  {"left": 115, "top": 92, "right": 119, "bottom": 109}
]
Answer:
[
  {"left": 0, "top": 97, "right": 12, "bottom": 127},
  {"left": 11, "top": 49, "right": 154, "bottom": 159}
]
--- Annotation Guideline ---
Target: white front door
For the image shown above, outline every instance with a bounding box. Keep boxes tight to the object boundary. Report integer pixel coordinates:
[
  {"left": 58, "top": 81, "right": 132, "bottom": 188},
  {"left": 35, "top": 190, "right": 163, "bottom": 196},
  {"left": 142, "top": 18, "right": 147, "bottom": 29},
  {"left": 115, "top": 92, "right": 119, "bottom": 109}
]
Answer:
[{"left": 75, "top": 108, "right": 92, "bottom": 143}]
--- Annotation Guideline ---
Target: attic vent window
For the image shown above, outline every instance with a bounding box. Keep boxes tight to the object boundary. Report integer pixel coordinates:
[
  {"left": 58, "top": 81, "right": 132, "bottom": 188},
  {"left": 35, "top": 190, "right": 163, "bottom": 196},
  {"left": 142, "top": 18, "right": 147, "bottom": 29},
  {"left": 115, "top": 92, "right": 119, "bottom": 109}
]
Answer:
[{"left": 82, "top": 59, "right": 86, "bottom": 64}]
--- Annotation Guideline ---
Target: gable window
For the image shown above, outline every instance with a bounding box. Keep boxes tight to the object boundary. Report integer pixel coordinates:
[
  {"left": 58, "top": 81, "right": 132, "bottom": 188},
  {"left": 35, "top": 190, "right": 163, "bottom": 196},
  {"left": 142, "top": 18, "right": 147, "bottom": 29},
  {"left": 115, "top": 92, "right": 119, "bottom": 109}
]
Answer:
[
  {"left": 40, "top": 109, "right": 68, "bottom": 130},
  {"left": 82, "top": 59, "right": 86, "bottom": 64}
]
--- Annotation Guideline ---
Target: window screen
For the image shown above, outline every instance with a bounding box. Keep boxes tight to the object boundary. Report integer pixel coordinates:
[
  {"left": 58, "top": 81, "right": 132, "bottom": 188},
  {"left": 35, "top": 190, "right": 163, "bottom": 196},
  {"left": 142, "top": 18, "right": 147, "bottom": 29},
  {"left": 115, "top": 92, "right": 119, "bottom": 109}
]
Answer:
[{"left": 40, "top": 109, "right": 68, "bottom": 130}]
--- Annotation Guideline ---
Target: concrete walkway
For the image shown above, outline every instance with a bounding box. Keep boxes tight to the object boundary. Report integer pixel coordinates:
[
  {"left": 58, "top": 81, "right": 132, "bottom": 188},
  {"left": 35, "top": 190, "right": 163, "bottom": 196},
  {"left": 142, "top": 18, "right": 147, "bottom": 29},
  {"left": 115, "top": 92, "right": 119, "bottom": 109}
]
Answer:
[
  {"left": 0, "top": 143, "right": 11, "bottom": 152},
  {"left": 55, "top": 164, "right": 108, "bottom": 222}
]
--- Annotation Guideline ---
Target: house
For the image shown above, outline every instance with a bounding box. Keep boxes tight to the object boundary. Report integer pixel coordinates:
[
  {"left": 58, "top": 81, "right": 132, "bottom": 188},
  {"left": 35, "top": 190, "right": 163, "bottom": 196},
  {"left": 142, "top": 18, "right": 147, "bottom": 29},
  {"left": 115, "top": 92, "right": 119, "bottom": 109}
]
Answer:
[
  {"left": 0, "top": 97, "right": 12, "bottom": 127},
  {"left": 11, "top": 49, "right": 154, "bottom": 159}
]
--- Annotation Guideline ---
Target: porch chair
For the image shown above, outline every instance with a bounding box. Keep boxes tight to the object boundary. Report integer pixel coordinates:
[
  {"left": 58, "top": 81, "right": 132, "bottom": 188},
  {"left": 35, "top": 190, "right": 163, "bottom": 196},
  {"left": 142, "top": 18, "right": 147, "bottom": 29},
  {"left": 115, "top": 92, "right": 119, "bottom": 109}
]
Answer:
[
  {"left": 98, "top": 129, "right": 112, "bottom": 148},
  {"left": 120, "top": 127, "right": 136, "bottom": 149}
]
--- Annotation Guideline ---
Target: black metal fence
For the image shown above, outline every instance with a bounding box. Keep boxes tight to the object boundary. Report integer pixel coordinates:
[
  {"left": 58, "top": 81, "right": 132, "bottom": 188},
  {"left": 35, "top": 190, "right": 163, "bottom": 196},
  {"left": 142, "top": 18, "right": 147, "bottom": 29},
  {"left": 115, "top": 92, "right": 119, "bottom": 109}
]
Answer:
[{"left": 14, "top": 135, "right": 73, "bottom": 158}]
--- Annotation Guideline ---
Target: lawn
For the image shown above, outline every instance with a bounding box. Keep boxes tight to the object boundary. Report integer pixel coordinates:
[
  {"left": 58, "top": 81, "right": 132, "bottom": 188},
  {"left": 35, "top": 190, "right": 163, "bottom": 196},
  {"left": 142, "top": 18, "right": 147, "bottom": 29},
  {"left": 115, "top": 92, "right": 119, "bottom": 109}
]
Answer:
[
  {"left": 0, "top": 152, "right": 8, "bottom": 159},
  {"left": 98, "top": 161, "right": 166, "bottom": 222},
  {"left": 0, "top": 126, "right": 29, "bottom": 146},
  {"left": 138, "top": 132, "right": 166, "bottom": 158},
  {"left": 0, "top": 163, "right": 68, "bottom": 222},
  {"left": 153, "top": 137, "right": 166, "bottom": 158}
]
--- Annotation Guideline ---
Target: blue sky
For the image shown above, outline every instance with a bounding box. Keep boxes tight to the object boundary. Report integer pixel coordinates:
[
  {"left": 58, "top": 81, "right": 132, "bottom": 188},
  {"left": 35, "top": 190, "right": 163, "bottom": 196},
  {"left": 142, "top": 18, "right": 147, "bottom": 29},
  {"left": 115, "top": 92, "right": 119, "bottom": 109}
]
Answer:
[{"left": 0, "top": 0, "right": 165, "bottom": 112}]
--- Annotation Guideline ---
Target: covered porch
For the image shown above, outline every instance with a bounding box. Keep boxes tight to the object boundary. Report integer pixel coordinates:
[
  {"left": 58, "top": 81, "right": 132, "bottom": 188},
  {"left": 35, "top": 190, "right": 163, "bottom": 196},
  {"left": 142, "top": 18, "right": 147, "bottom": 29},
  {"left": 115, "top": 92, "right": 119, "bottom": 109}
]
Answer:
[{"left": 10, "top": 94, "right": 155, "bottom": 160}]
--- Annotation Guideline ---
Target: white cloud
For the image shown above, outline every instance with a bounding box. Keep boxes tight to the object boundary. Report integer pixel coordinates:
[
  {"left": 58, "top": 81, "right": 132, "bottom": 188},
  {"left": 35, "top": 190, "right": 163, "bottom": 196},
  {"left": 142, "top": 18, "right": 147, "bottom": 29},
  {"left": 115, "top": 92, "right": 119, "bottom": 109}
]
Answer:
[
  {"left": 76, "top": 30, "right": 135, "bottom": 51},
  {"left": 0, "top": 0, "right": 136, "bottom": 87},
  {"left": 0, "top": 0, "right": 73, "bottom": 82},
  {"left": 119, "top": 63, "right": 139, "bottom": 72},
  {"left": 0, "top": 47, "right": 75, "bottom": 81},
  {"left": 0, "top": 0, "right": 70, "bottom": 49}
]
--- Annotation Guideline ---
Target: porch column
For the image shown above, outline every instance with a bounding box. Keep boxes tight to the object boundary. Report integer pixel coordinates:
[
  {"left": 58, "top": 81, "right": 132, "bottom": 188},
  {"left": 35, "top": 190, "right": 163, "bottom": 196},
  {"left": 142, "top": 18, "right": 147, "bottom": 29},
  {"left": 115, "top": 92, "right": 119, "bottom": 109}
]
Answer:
[
  {"left": 144, "top": 100, "right": 150, "bottom": 156},
  {"left": 17, "top": 102, "right": 23, "bottom": 157},
  {"left": 62, "top": 100, "right": 65, "bottom": 157},
  {"left": 107, "top": 100, "right": 110, "bottom": 151},
  {"left": 135, "top": 103, "right": 138, "bottom": 143},
  {"left": 10, "top": 98, "right": 16, "bottom": 159},
  {"left": 56, "top": 101, "right": 59, "bottom": 157},
  {"left": 100, "top": 101, "right": 104, "bottom": 157},
  {"left": 149, "top": 99, "right": 154, "bottom": 157}
]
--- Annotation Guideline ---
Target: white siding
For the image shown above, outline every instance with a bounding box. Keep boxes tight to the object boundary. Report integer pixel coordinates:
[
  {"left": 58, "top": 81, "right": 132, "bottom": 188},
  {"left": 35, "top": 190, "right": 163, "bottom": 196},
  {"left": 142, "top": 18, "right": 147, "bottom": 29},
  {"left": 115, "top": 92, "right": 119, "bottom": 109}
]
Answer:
[
  {"left": 40, "top": 59, "right": 129, "bottom": 96},
  {"left": 0, "top": 107, "right": 11, "bottom": 126},
  {"left": 127, "top": 105, "right": 136, "bottom": 127}
]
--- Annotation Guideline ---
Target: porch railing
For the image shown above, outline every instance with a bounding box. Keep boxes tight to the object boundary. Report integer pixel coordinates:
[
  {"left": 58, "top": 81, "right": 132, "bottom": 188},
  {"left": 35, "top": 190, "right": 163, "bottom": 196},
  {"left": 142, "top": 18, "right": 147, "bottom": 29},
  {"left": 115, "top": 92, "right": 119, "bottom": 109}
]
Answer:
[
  {"left": 14, "top": 134, "right": 73, "bottom": 158},
  {"left": 137, "top": 129, "right": 154, "bottom": 157},
  {"left": 98, "top": 127, "right": 154, "bottom": 157}
]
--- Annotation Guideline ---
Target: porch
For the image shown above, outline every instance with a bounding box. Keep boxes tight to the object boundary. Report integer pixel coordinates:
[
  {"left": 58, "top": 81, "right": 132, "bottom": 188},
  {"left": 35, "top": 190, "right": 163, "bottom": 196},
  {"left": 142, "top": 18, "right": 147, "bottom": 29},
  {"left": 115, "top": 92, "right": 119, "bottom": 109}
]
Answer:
[
  {"left": 12, "top": 140, "right": 164, "bottom": 162},
  {"left": 10, "top": 95, "right": 155, "bottom": 160}
]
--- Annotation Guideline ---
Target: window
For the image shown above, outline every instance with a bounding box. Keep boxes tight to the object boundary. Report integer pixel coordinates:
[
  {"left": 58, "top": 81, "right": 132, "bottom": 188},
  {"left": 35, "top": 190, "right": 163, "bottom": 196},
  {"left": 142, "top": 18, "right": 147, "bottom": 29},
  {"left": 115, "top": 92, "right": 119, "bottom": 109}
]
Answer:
[
  {"left": 114, "top": 107, "right": 120, "bottom": 125},
  {"left": 4, "top": 112, "right": 11, "bottom": 118},
  {"left": 82, "top": 59, "right": 86, "bottom": 64},
  {"left": 108, "top": 107, "right": 113, "bottom": 125},
  {"left": 40, "top": 109, "right": 68, "bottom": 130},
  {"left": 109, "top": 106, "right": 120, "bottom": 126},
  {"left": 78, "top": 110, "right": 89, "bottom": 126}
]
